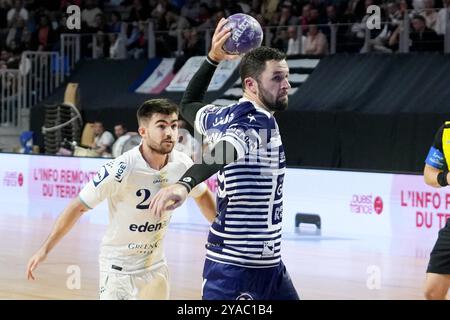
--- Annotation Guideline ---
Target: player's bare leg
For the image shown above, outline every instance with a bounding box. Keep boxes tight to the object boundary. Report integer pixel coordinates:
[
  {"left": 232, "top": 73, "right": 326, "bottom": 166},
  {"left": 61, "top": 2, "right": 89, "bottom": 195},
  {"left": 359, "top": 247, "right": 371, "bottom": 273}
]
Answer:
[{"left": 424, "top": 273, "right": 450, "bottom": 300}]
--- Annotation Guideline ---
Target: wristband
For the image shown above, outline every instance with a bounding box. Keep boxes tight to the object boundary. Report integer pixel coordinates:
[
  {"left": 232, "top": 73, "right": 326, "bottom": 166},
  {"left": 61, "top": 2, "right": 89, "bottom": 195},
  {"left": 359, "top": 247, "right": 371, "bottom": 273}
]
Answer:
[
  {"left": 176, "top": 177, "right": 197, "bottom": 192},
  {"left": 206, "top": 55, "right": 219, "bottom": 66},
  {"left": 437, "top": 171, "right": 449, "bottom": 187}
]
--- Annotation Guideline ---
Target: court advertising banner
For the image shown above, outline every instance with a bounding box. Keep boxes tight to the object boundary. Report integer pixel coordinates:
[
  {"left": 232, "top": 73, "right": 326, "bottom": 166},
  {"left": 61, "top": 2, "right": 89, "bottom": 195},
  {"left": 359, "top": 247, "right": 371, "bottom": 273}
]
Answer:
[{"left": 0, "top": 153, "right": 447, "bottom": 243}]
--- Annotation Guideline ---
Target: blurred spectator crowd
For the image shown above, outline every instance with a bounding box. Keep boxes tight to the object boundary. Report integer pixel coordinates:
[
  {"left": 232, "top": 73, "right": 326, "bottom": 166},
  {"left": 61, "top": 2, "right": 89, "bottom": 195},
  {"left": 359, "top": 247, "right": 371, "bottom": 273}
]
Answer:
[{"left": 1, "top": 0, "right": 449, "bottom": 70}]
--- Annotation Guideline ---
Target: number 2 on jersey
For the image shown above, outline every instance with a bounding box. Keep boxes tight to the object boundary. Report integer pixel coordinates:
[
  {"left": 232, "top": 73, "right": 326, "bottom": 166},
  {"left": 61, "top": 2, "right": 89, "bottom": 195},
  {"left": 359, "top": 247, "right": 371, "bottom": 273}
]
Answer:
[{"left": 136, "top": 189, "right": 151, "bottom": 209}]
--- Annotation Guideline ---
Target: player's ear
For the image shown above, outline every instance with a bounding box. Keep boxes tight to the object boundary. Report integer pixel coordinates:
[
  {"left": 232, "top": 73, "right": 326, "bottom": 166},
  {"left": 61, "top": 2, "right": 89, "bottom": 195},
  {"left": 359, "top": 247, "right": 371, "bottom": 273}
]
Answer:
[
  {"left": 138, "top": 126, "right": 146, "bottom": 137},
  {"left": 244, "top": 77, "right": 257, "bottom": 95}
]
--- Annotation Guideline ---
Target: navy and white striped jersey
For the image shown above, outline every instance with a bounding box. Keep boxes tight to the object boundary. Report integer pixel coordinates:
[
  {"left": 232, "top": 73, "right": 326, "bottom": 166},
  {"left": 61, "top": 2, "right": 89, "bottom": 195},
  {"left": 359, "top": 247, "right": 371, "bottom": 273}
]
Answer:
[{"left": 195, "top": 97, "right": 286, "bottom": 268}]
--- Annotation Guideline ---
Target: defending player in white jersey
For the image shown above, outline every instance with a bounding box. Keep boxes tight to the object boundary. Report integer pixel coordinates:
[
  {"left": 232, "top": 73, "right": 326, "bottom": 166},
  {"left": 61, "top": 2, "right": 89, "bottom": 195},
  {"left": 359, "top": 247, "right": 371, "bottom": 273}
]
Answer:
[{"left": 26, "top": 99, "right": 216, "bottom": 300}]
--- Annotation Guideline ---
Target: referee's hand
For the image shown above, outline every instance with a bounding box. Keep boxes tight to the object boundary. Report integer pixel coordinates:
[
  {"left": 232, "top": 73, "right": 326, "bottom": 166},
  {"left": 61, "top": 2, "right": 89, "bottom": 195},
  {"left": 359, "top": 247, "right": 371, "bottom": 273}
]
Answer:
[
  {"left": 150, "top": 184, "right": 188, "bottom": 218},
  {"left": 208, "top": 18, "right": 240, "bottom": 63}
]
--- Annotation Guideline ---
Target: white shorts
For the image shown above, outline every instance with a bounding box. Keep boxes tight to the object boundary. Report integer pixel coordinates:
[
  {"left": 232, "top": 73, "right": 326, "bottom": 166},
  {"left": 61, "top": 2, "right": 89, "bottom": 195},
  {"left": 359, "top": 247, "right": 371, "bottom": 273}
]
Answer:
[{"left": 99, "top": 264, "right": 170, "bottom": 300}]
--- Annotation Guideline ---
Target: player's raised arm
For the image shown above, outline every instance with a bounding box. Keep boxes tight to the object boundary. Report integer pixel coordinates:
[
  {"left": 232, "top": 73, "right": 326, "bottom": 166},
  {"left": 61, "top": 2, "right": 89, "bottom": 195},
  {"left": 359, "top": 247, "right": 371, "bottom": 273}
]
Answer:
[
  {"left": 150, "top": 19, "right": 245, "bottom": 218},
  {"left": 180, "top": 18, "right": 237, "bottom": 126},
  {"left": 26, "top": 197, "right": 89, "bottom": 280}
]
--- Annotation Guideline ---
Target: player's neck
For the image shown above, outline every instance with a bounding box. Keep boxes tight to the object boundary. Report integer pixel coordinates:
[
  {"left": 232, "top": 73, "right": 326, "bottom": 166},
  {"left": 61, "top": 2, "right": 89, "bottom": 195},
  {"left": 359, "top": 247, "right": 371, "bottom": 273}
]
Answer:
[
  {"left": 242, "top": 92, "right": 272, "bottom": 114},
  {"left": 140, "top": 144, "right": 169, "bottom": 170}
]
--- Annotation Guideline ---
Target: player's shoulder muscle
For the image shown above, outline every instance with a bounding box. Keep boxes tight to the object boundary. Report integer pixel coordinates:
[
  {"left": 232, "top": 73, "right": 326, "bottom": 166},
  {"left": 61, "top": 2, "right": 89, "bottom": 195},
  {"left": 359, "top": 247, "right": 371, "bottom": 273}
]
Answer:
[{"left": 171, "top": 149, "right": 194, "bottom": 169}]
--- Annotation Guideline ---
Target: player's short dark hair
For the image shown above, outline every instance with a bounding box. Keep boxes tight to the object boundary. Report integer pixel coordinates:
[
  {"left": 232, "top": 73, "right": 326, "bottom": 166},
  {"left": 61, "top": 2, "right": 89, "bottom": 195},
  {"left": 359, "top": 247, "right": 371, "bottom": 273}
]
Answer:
[
  {"left": 137, "top": 99, "right": 179, "bottom": 125},
  {"left": 239, "top": 47, "right": 287, "bottom": 89}
]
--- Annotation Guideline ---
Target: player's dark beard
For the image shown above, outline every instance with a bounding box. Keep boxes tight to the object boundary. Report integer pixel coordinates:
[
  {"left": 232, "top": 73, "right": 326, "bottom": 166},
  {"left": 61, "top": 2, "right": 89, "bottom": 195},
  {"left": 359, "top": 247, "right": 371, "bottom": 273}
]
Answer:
[
  {"left": 257, "top": 83, "right": 288, "bottom": 112},
  {"left": 148, "top": 139, "right": 174, "bottom": 155}
]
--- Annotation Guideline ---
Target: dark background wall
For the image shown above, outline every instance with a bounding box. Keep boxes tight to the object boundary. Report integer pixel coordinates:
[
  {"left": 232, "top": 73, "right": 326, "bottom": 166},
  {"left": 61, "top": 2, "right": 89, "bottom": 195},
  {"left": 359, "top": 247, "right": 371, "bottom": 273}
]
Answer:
[
  {"left": 31, "top": 54, "right": 450, "bottom": 173},
  {"left": 275, "top": 111, "right": 449, "bottom": 172}
]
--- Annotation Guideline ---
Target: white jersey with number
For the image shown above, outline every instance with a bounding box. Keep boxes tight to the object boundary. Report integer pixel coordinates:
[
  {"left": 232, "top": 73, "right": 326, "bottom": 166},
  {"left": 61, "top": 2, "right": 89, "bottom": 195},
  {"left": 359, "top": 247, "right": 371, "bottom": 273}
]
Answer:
[{"left": 79, "top": 145, "right": 206, "bottom": 273}]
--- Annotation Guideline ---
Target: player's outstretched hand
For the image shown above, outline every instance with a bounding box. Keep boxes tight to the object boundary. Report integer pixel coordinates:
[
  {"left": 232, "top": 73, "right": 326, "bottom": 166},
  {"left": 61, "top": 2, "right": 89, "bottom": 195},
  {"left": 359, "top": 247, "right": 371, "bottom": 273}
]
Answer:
[
  {"left": 26, "top": 248, "right": 47, "bottom": 280},
  {"left": 208, "top": 18, "right": 240, "bottom": 63},
  {"left": 149, "top": 184, "right": 189, "bottom": 218}
]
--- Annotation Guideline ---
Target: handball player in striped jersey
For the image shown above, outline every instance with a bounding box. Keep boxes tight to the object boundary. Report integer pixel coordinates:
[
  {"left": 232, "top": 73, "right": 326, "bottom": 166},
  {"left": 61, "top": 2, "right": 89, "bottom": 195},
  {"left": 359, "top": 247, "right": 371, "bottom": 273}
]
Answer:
[{"left": 150, "top": 18, "right": 299, "bottom": 300}]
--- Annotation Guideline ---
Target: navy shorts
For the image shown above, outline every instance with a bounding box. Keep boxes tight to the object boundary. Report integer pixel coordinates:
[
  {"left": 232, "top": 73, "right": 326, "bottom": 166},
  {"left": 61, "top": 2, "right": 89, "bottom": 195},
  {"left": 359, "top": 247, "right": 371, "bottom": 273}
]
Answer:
[{"left": 202, "top": 259, "right": 300, "bottom": 300}]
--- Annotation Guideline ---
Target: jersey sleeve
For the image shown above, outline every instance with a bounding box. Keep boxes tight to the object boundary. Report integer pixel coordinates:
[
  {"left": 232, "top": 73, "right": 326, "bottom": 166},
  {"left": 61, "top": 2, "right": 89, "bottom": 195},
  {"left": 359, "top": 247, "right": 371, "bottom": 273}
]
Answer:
[
  {"left": 194, "top": 104, "right": 223, "bottom": 135},
  {"left": 78, "top": 158, "right": 129, "bottom": 209},
  {"left": 425, "top": 125, "right": 445, "bottom": 169},
  {"left": 221, "top": 112, "right": 269, "bottom": 160},
  {"left": 196, "top": 103, "right": 269, "bottom": 160}
]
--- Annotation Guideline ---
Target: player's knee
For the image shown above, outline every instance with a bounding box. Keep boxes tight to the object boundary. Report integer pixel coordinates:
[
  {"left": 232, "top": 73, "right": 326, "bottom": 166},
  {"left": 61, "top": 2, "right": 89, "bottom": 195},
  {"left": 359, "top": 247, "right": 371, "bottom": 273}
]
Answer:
[{"left": 424, "top": 285, "right": 447, "bottom": 300}]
